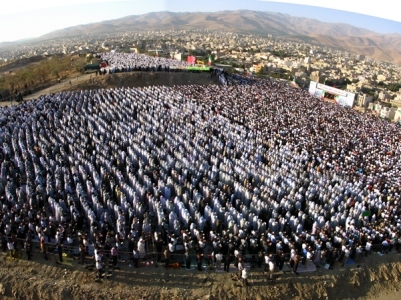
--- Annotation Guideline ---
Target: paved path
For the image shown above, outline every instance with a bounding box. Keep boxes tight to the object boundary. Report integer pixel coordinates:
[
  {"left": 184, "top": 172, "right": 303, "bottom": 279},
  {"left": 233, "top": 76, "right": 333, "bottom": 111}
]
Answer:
[
  {"left": 0, "top": 73, "right": 93, "bottom": 107},
  {"left": 25, "top": 73, "right": 94, "bottom": 100}
]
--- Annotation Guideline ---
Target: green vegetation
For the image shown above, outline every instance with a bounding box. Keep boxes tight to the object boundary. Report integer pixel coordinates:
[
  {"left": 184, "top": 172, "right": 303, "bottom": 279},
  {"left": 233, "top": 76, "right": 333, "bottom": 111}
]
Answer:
[
  {"left": 86, "top": 54, "right": 94, "bottom": 62},
  {"left": 270, "top": 68, "right": 291, "bottom": 79},
  {"left": 186, "top": 66, "right": 210, "bottom": 71},
  {"left": 324, "top": 78, "right": 351, "bottom": 89},
  {"left": 270, "top": 50, "right": 291, "bottom": 58},
  {"left": 0, "top": 55, "right": 86, "bottom": 98},
  {"left": 361, "top": 87, "right": 376, "bottom": 96},
  {"left": 379, "top": 101, "right": 392, "bottom": 108},
  {"left": 386, "top": 83, "right": 401, "bottom": 92}
]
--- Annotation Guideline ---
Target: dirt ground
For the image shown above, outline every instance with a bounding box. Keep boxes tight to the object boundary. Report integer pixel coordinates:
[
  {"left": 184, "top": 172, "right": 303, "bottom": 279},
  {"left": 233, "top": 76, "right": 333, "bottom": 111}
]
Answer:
[{"left": 0, "top": 249, "right": 401, "bottom": 300}]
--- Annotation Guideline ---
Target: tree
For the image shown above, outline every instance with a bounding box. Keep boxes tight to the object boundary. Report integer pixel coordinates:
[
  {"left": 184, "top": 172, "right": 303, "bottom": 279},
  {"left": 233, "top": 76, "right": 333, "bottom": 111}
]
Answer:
[
  {"left": 387, "top": 83, "right": 401, "bottom": 92},
  {"left": 343, "top": 78, "right": 352, "bottom": 85},
  {"left": 0, "top": 54, "right": 86, "bottom": 94},
  {"left": 34, "top": 64, "right": 49, "bottom": 83},
  {"left": 86, "top": 54, "right": 94, "bottom": 63},
  {"left": 19, "top": 69, "right": 34, "bottom": 88},
  {"left": 3, "top": 75, "right": 16, "bottom": 93}
]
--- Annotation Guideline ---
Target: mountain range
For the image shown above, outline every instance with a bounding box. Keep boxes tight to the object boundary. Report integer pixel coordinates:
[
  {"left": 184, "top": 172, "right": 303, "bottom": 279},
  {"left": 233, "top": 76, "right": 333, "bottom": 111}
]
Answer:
[{"left": 40, "top": 10, "right": 401, "bottom": 64}]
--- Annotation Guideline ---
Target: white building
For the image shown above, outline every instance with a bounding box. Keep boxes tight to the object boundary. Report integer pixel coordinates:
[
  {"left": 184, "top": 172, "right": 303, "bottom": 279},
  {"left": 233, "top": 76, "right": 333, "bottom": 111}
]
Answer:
[
  {"left": 380, "top": 107, "right": 396, "bottom": 119},
  {"left": 378, "top": 91, "right": 390, "bottom": 101},
  {"left": 394, "top": 109, "right": 401, "bottom": 122},
  {"left": 356, "top": 94, "right": 373, "bottom": 108},
  {"left": 377, "top": 74, "right": 387, "bottom": 82}
]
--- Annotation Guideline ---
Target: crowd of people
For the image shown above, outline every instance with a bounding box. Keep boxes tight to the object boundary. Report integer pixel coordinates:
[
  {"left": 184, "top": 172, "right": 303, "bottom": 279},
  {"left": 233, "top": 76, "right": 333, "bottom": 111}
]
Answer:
[
  {"left": 1, "top": 55, "right": 401, "bottom": 279},
  {"left": 97, "top": 52, "right": 192, "bottom": 74}
]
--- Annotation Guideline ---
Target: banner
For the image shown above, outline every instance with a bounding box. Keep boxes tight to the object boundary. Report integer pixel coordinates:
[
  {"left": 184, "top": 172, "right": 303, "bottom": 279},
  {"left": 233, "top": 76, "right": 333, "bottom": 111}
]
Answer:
[
  {"left": 309, "top": 81, "right": 355, "bottom": 107},
  {"left": 362, "top": 211, "right": 371, "bottom": 217},
  {"left": 317, "top": 83, "right": 347, "bottom": 96},
  {"left": 187, "top": 66, "right": 210, "bottom": 71},
  {"left": 187, "top": 56, "right": 196, "bottom": 64}
]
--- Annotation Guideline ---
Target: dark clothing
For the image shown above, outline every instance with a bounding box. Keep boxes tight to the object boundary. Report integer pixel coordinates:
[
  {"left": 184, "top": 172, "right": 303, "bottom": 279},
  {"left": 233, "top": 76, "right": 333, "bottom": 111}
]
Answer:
[
  {"left": 257, "top": 253, "right": 264, "bottom": 268},
  {"left": 25, "top": 241, "right": 32, "bottom": 260},
  {"left": 57, "top": 244, "right": 63, "bottom": 262},
  {"left": 133, "top": 250, "right": 139, "bottom": 268},
  {"left": 293, "top": 261, "right": 299, "bottom": 273},
  {"left": 40, "top": 239, "right": 48, "bottom": 260},
  {"left": 224, "top": 255, "right": 231, "bottom": 272},
  {"left": 196, "top": 253, "right": 203, "bottom": 271},
  {"left": 164, "top": 251, "right": 170, "bottom": 269},
  {"left": 276, "top": 252, "right": 285, "bottom": 271},
  {"left": 326, "top": 250, "right": 335, "bottom": 268},
  {"left": 97, "top": 266, "right": 103, "bottom": 279},
  {"left": 155, "top": 240, "right": 163, "bottom": 261},
  {"left": 79, "top": 244, "right": 85, "bottom": 264},
  {"left": 185, "top": 253, "right": 191, "bottom": 269}
]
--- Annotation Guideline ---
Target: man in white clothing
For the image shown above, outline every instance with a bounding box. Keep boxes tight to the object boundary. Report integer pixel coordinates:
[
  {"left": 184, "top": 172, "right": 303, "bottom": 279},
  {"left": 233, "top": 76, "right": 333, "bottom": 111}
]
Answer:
[
  {"left": 237, "top": 257, "right": 244, "bottom": 280},
  {"left": 267, "top": 257, "right": 275, "bottom": 281},
  {"left": 341, "top": 246, "right": 350, "bottom": 267},
  {"left": 215, "top": 252, "right": 223, "bottom": 270},
  {"left": 241, "top": 268, "right": 249, "bottom": 286},
  {"left": 96, "top": 260, "right": 104, "bottom": 279},
  {"left": 7, "top": 240, "right": 15, "bottom": 259},
  {"left": 365, "top": 239, "right": 372, "bottom": 256}
]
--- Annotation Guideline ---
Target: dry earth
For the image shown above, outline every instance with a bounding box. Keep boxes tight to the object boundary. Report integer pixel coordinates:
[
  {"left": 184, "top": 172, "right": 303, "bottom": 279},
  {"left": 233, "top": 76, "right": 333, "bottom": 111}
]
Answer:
[{"left": 0, "top": 250, "right": 401, "bottom": 300}]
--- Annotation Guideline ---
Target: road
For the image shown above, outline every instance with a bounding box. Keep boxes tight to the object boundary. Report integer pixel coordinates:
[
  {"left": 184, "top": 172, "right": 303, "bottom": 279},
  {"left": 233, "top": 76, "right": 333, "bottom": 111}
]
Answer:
[{"left": 0, "top": 73, "right": 94, "bottom": 108}]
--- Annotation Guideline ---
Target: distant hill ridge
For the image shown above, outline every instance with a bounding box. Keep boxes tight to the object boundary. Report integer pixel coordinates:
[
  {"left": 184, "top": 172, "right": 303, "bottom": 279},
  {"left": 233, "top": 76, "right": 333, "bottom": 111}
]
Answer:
[{"left": 40, "top": 10, "right": 401, "bottom": 64}]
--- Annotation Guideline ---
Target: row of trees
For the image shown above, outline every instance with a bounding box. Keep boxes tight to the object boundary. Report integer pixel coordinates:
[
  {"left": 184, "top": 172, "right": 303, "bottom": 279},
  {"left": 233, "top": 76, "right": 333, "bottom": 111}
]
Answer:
[
  {"left": 385, "top": 82, "right": 401, "bottom": 92},
  {"left": 0, "top": 54, "right": 86, "bottom": 98}
]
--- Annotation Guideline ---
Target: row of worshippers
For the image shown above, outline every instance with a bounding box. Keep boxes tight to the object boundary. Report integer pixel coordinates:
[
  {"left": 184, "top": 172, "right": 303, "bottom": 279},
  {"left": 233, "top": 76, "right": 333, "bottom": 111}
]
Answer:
[
  {"left": 166, "top": 216, "right": 400, "bottom": 273},
  {"left": 96, "top": 52, "right": 192, "bottom": 74}
]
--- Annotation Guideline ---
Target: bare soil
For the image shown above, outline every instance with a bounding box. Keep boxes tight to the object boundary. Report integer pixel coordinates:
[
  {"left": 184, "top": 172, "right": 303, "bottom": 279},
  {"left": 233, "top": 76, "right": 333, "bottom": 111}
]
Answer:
[{"left": 0, "top": 250, "right": 401, "bottom": 300}]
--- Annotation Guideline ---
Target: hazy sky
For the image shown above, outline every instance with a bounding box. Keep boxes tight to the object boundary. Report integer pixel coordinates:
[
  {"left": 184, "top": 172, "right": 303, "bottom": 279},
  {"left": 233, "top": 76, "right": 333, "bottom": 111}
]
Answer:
[{"left": 1, "top": 0, "right": 401, "bottom": 43}]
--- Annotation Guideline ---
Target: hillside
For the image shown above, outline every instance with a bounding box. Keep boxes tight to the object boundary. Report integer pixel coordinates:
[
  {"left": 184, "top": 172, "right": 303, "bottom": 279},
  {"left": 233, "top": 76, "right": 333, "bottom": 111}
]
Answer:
[
  {"left": 39, "top": 10, "right": 401, "bottom": 64},
  {"left": 40, "top": 11, "right": 375, "bottom": 38}
]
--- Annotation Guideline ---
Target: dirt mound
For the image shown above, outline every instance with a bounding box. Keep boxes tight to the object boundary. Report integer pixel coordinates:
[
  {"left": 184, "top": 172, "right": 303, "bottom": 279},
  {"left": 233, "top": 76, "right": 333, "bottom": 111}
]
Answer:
[
  {"left": 1, "top": 251, "right": 401, "bottom": 300},
  {"left": 76, "top": 72, "right": 218, "bottom": 90}
]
